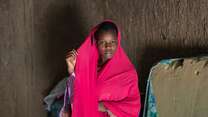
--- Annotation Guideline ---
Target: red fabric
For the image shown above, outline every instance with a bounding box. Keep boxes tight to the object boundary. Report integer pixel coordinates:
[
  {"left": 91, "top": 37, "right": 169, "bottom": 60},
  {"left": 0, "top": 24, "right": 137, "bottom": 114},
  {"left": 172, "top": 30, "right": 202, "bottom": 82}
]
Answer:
[{"left": 72, "top": 20, "right": 141, "bottom": 117}]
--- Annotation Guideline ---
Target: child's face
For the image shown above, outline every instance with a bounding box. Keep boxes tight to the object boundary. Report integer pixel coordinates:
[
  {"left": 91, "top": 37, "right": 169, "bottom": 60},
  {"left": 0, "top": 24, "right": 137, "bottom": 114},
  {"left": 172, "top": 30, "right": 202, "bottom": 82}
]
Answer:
[{"left": 97, "top": 32, "right": 118, "bottom": 63}]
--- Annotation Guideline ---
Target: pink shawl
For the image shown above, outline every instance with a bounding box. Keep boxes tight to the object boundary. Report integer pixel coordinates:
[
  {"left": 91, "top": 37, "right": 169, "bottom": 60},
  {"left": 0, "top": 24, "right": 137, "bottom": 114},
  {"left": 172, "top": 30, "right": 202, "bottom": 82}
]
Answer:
[{"left": 72, "top": 20, "right": 140, "bottom": 117}]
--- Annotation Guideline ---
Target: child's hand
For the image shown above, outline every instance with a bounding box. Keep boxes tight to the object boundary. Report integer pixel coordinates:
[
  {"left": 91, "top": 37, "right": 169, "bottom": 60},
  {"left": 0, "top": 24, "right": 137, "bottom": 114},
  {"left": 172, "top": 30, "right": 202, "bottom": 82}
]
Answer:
[
  {"left": 98, "top": 102, "right": 107, "bottom": 112},
  {"left": 61, "top": 111, "right": 69, "bottom": 117},
  {"left": 66, "top": 49, "right": 77, "bottom": 74}
]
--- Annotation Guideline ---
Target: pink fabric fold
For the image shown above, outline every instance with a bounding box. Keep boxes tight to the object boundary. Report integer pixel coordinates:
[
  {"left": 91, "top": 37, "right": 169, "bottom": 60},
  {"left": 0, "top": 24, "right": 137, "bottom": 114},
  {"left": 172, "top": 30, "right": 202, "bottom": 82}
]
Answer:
[{"left": 72, "top": 20, "right": 140, "bottom": 117}]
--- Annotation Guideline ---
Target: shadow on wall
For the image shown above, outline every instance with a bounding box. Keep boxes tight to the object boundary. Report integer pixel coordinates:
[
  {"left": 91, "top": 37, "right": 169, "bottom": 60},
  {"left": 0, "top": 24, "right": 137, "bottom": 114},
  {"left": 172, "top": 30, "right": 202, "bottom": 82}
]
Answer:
[
  {"left": 42, "top": 4, "right": 86, "bottom": 96},
  {"left": 138, "top": 43, "right": 208, "bottom": 116}
]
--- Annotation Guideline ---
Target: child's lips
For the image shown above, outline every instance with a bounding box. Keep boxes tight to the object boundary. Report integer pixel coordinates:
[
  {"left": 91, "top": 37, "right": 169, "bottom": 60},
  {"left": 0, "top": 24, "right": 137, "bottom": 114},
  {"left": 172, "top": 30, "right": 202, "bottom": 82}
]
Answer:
[{"left": 104, "top": 52, "right": 112, "bottom": 55}]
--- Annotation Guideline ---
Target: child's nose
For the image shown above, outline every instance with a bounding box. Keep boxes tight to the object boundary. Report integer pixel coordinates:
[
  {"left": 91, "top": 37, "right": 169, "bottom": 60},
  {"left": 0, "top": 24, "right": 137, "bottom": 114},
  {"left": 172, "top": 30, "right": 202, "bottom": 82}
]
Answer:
[{"left": 104, "top": 42, "right": 113, "bottom": 48}]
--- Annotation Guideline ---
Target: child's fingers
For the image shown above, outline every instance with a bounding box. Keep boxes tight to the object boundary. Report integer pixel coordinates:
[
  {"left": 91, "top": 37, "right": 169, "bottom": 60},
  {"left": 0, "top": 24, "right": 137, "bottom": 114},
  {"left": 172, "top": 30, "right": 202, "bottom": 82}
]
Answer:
[
  {"left": 73, "top": 49, "right": 78, "bottom": 54},
  {"left": 66, "top": 52, "right": 75, "bottom": 58},
  {"left": 72, "top": 49, "right": 78, "bottom": 56}
]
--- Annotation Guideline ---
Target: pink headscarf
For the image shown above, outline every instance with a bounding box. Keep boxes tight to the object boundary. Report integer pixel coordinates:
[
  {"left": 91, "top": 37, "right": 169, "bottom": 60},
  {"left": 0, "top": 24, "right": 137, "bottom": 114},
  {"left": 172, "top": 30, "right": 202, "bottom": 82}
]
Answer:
[{"left": 72, "top": 20, "right": 140, "bottom": 117}]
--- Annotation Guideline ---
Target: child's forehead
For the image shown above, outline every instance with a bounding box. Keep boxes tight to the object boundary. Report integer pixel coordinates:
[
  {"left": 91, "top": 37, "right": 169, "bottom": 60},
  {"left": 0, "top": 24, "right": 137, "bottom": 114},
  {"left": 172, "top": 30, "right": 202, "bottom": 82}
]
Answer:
[
  {"left": 97, "top": 37, "right": 117, "bottom": 43},
  {"left": 97, "top": 32, "right": 117, "bottom": 39}
]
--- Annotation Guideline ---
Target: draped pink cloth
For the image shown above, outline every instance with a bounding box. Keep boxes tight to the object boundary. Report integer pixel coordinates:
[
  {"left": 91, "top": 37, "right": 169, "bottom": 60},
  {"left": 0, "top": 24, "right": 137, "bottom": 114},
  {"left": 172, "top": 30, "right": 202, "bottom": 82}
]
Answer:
[{"left": 72, "top": 20, "right": 140, "bottom": 117}]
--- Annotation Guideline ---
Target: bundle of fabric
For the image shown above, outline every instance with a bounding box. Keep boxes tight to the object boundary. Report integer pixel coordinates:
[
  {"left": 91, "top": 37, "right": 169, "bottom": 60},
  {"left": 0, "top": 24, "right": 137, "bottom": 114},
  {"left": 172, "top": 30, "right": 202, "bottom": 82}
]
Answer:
[{"left": 44, "top": 77, "right": 72, "bottom": 117}]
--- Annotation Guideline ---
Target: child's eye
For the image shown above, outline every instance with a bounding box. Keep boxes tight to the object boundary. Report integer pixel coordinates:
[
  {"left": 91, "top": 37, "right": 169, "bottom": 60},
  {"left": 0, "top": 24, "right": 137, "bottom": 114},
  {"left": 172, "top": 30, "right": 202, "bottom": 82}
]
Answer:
[
  {"left": 98, "top": 41, "right": 105, "bottom": 46},
  {"left": 111, "top": 40, "right": 117, "bottom": 44},
  {"left": 98, "top": 40, "right": 118, "bottom": 46}
]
